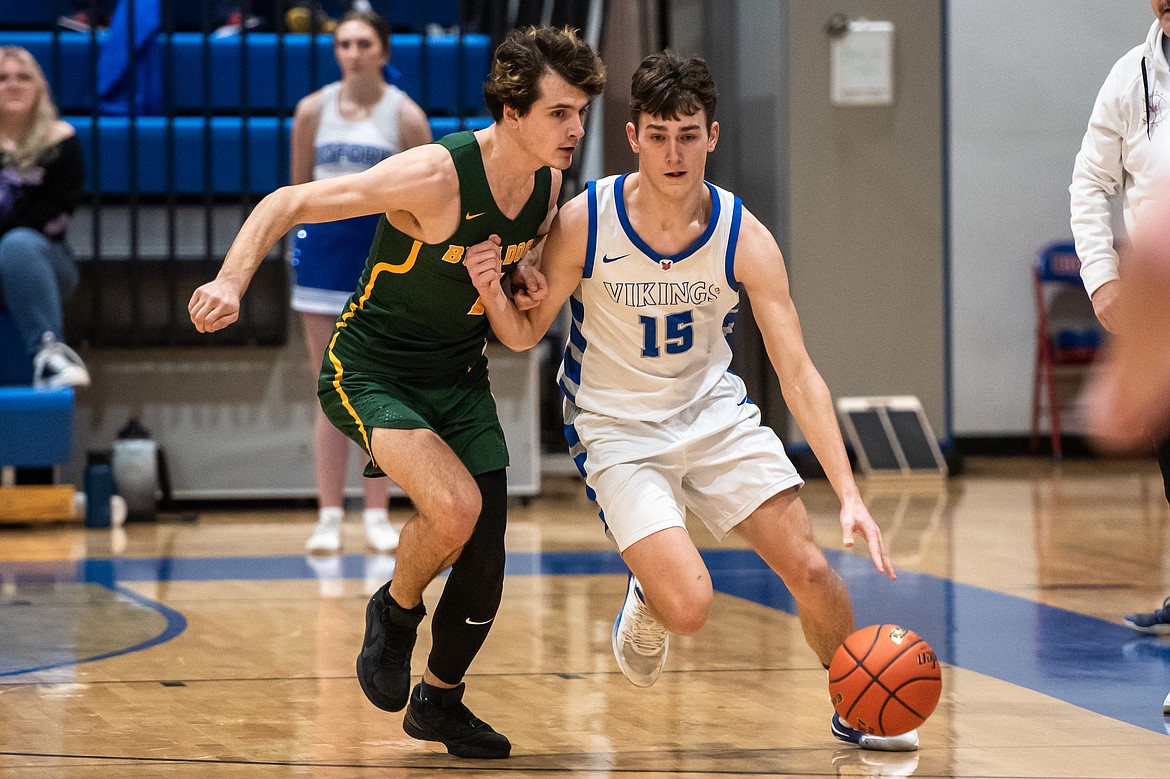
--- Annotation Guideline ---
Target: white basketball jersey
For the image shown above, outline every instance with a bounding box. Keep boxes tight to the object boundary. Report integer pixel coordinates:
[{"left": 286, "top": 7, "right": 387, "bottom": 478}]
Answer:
[
  {"left": 558, "top": 173, "right": 743, "bottom": 422},
  {"left": 313, "top": 81, "right": 405, "bottom": 180}
]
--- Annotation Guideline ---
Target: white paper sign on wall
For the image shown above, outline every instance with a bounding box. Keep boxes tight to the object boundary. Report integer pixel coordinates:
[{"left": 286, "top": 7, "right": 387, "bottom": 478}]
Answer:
[{"left": 830, "top": 19, "right": 895, "bottom": 106}]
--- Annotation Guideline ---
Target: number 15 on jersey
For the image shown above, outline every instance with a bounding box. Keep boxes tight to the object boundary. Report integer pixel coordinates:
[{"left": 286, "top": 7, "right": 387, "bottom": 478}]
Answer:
[{"left": 640, "top": 310, "right": 694, "bottom": 357}]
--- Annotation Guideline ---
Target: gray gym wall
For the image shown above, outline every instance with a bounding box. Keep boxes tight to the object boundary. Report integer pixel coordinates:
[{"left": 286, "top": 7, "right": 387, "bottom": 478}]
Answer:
[
  {"left": 63, "top": 2, "right": 1155, "bottom": 497},
  {"left": 677, "top": 0, "right": 1150, "bottom": 442},
  {"left": 949, "top": 1, "right": 1150, "bottom": 435},
  {"left": 674, "top": 0, "right": 945, "bottom": 443}
]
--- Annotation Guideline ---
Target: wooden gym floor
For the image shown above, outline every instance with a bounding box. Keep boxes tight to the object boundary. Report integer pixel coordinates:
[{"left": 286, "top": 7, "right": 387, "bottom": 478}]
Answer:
[{"left": 1, "top": 456, "right": 1169, "bottom": 777}]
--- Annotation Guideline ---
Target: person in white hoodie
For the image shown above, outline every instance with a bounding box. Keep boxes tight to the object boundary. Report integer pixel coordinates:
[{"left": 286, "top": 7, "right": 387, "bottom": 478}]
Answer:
[{"left": 1070, "top": 1, "right": 1170, "bottom": 708}]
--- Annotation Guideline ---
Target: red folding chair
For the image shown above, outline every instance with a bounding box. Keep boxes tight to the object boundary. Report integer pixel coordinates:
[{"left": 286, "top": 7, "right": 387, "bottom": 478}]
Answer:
[{"left": 1030, "top": 242, "right": 1102, "bottom": 458}]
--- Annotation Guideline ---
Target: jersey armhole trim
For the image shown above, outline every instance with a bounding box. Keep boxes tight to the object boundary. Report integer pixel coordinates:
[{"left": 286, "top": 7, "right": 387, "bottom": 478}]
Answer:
[
  {"left": 583, "top": 179, "right": 598, "bottom": 279},
  {"left": 725, "top": 196, "right": 743, "bottom": 291}
]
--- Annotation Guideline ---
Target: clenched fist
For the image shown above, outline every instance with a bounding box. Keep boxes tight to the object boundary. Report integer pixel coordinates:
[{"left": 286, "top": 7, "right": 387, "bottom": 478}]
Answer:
[{"left": 188, "top": 278, "right": 243, "bottom": 333}]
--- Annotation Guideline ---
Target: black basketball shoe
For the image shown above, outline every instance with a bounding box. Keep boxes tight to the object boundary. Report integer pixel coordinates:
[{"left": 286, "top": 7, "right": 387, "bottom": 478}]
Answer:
[
  {"left": 356, "top": 582, "right": 424, "bottom": 712},
  {"left": 402, "top": 682, "right": 511, "bottom": 759}
]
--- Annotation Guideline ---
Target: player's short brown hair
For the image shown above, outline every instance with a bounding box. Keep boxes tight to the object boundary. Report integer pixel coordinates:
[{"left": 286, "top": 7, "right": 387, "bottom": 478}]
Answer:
[
  {"left": 629, "top": 50, "right": 717, "bottom": 130},
  {"left": 483, "top": 26, "right": 606, "bottom": 121}
]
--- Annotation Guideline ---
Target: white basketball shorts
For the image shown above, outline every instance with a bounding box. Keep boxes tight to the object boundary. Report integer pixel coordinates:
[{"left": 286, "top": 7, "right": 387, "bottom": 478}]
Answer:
[{"left": 563, "top": 371, "right": 804, "bottom": 552}]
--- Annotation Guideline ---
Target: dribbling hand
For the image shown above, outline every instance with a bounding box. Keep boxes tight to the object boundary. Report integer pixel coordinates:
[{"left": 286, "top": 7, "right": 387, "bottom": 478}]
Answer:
[{"left": 840, "top": 495, "right": 896, "bottom": 580}]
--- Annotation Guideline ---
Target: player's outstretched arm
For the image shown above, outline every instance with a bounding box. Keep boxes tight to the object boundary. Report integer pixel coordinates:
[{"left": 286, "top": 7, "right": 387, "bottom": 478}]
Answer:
[
  {"left": 189, "top": 144, "right": 452, "bottom": 333},
  {"left": 466, "top": 191, "right": 588, "bottom": 351},
  {"left": 735, "top": 211, "right": 895, "bottom": 580}
]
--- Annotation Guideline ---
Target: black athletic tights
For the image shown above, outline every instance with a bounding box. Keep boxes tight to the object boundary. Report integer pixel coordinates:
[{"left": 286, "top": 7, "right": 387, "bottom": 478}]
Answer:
[{"left": 426, "top": 468, "right": 508, "bottom": 685}]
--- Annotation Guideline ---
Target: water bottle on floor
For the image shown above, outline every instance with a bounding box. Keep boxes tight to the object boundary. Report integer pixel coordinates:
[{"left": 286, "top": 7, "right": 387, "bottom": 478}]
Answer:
[{"left": 83, "top": 451, "right": 113, "bottom": 529}]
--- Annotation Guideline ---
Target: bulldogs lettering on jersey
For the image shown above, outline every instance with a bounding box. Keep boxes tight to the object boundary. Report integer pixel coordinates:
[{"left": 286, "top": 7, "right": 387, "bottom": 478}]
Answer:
[{"left": 559, "top": 173, "right": 743, "bottom": 422}]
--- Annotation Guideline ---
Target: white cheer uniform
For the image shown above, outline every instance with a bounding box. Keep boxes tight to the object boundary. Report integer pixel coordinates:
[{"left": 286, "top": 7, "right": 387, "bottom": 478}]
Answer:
[{"left": 291, "top": 82, "right": 407, "bottom": 314}]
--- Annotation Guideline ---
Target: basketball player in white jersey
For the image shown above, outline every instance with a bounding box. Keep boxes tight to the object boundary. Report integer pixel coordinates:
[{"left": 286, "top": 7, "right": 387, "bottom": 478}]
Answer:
[{"left": 465, "top": 50, "right": 917, "bottom": 752}]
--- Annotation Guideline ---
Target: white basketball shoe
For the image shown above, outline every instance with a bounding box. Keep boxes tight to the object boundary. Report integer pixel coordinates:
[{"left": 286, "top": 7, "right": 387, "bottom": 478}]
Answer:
[
  {"left": 831, "top": 713, "right": 919, "bottom": 752},
  {"left": 612, "top": 574, "right": 668, "bottom": 687}
]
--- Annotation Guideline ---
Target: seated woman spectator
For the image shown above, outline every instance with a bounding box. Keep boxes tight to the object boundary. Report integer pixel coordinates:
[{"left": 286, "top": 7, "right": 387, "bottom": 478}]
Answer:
[
  {"left": 0, "top": 47, "right": 89, "bottom": 388},
  {"left": 290, "top": 10, "right": 430, "bottom": 553}
]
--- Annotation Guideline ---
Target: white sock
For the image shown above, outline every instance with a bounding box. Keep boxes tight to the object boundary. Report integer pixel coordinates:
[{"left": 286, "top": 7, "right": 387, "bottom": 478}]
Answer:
[
  {"left": 363, "top": 507, "right": 389, "bottom": 525},
  {"left": 318, "top": 506, "right": 344, "bottom": 524}
]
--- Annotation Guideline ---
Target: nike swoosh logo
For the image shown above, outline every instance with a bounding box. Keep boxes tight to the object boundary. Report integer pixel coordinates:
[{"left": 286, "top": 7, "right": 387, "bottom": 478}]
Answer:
[
  {"left": 602, "top": 253, "right": 629, "bottom": 263},
  {"left": 465, "top": 212, "right": 485, "bottom": 220},
  {"left": 465, "top": 617, "right": 494, "bottom": 625}
]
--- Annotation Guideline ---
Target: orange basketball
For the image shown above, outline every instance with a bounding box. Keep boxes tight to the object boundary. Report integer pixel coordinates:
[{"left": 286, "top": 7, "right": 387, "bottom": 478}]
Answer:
[{"left": 828, "top": 624, "right": 941, "bottom": 737}]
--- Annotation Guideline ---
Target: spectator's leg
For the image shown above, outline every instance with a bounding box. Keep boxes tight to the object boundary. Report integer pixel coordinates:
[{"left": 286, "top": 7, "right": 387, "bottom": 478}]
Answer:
[{"left": 0, "top": 229, "right": 76, "bottom": 357}]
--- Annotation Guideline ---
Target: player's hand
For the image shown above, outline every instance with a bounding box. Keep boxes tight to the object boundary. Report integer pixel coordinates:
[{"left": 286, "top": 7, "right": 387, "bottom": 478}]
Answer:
[
  {"left": 188, "top": 278, "right": 242, "bottom": 333},
  {"left": 464, "top": 234, "right": 504, "bottom": 295},
  {"left": 839, "top": 495, "right": 896, "bottom": 580},
  {"left": 512, "top": 263, "right": 549, "bottom": 311},
  {"left": 1091, "top": 279, "right": 1122, "bottom": 333}
]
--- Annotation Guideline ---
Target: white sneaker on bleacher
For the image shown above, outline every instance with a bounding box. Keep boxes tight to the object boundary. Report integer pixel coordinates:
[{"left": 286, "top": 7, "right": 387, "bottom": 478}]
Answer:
[{"left": 33, "top": 332, "right": 90, "bottom": 388}]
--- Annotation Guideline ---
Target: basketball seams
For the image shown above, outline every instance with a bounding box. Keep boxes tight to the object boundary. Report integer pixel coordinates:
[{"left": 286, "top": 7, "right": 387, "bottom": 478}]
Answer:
[
  {"left": 874, "top": 636, "right": 931, "bottom": 729},
  {"left": 829, "top": 624, "right": 942, "bottom": 736},
  {"left": 832, "top": 625, "right": 889, "bottom": 723},
  {"left": 876, "top": 639, "right": 942, "bottom": 732},
  {"left": 884, "top": 677, "right": 941, "bottom": 721},
  {"left": 873, "top": 636, "right": 924, "bottom": 679},
  {"left": 856, "top": 623, "right": 885, "bottom": 665}
]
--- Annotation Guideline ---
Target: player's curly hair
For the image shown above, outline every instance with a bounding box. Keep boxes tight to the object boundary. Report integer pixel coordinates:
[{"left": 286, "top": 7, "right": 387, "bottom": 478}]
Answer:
[
  {"left": 483, "top": 26, "right": 606, "bottom": 121},
  {"left": 629, "top": 50, "right": 717, "bottom": 130}
]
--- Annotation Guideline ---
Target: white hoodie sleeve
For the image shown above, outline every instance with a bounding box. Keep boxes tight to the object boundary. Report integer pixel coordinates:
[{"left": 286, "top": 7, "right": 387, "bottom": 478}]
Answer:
[{"left": 1070, "top": 63, "right": 1128, "bottom": 298}]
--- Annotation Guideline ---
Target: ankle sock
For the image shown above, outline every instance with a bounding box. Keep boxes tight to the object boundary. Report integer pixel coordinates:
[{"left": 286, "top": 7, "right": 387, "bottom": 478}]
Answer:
[
  {"left": 363, "top": 507, "right": 390, "bottom": 525},
  {"left": 318, "top": 506, "right": 344, "bottom": 524}
]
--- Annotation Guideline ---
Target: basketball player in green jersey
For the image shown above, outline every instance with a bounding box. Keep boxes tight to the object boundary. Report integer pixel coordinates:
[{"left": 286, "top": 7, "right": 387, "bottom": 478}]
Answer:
[{"left": 189, "top": 26, "right": 605, "bottom": 758}]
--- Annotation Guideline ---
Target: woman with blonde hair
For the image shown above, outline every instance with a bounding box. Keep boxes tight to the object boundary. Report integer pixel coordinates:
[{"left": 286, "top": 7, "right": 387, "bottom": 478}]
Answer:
[
  {"left": 289, "top": 11, "right": 431, "bottom": 553},
  {"left": 0, "top": 46, "right": 88, "bottom": 387}
]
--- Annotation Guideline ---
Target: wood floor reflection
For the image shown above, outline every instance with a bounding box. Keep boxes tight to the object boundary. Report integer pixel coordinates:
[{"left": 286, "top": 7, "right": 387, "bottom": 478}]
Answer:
[{"left": 1, "top": 457, "right": 1169, "bottom": 777}]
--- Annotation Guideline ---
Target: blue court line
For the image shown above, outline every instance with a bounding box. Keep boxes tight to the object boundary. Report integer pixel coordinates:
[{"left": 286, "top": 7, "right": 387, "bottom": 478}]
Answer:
[
  {"left": 0, "top": 560, "right": 187, "bottom": 678},
  {"left": 0, "top": 549, "right": 1166, "bottom": 735}
]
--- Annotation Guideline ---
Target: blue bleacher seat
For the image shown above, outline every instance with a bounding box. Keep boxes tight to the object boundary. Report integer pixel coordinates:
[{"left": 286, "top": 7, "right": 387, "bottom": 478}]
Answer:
[
  {"left": 0, "top": 29, "right": 492, "bottom": 195},
  {"left": 0, "top": 313, "right": 34, "bottom": 386},
  {"left": 65, "top": 114, "right": 491, "bottom": 194},
  {"left": 386, "top": 0, "right": 459, "bottom": 31},
  {"left": 68, "top": 115, "right": 289, "bottom": 194},
  {"left": 1, "top": 31, "right": 491, "bottom": 117},
  {"left": 0, "top": 311, "right": 75, "bottom": 479},
  {"left": 0, "top": 2, "right": 460, "bottom": 34},
  {"left": 0, "top": 386, "right": 74, "bottom": 469},
  {"left": 0, "top": 6, "right": 56, "bottom": 29}
]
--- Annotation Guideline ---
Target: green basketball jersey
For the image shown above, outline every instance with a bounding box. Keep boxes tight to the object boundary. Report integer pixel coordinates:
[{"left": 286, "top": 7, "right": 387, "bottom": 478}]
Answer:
[{"left": 327, "top": 131, "right": 552, "bottom": 383}]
